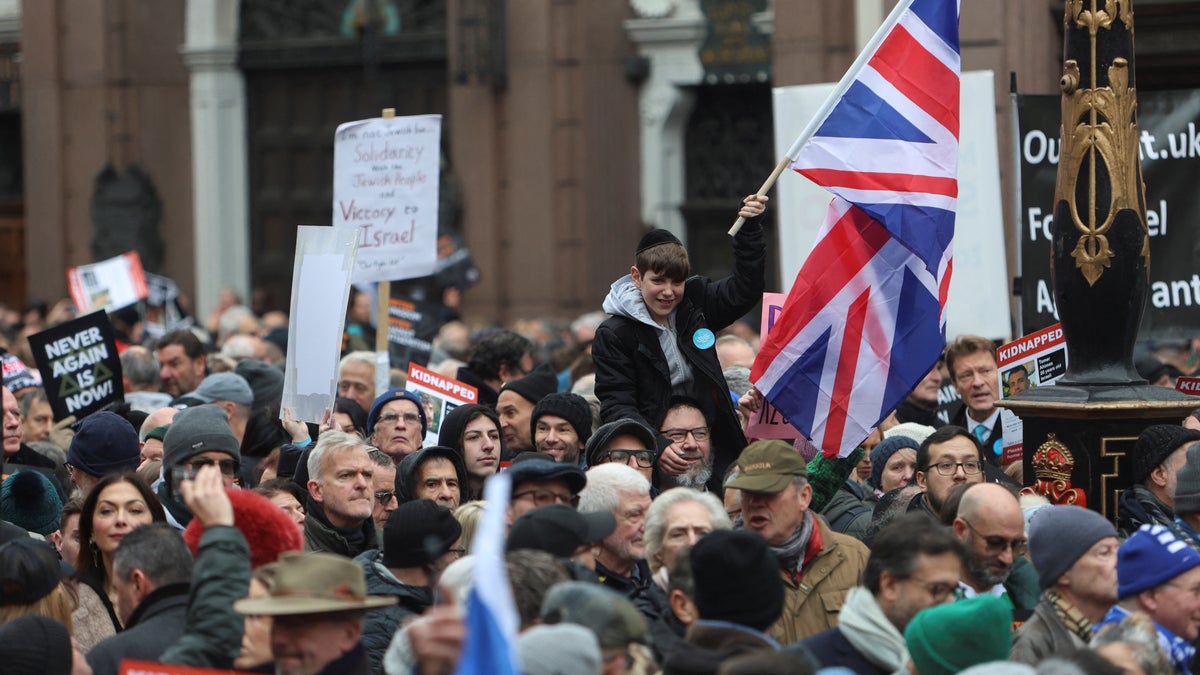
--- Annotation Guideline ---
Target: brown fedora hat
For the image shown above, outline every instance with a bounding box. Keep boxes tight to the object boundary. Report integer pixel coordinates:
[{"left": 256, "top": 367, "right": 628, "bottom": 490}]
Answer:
[{"left": 234, "top": 551, "right": 396, "bottom": 616}]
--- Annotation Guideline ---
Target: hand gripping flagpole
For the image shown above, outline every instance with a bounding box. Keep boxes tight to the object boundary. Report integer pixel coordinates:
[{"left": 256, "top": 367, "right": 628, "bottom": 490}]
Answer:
[
  {"left": 726, "top": 0, "right": 919, "bottom": 237},
  {"left": 727, "top": 157, "right": 792, "bottom": 236}
]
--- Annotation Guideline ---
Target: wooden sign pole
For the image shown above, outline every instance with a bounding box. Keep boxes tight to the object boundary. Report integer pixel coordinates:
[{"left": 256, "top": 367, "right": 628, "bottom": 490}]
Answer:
[{"left": 374, "top": 107, "right": 396, "bottom": 355}]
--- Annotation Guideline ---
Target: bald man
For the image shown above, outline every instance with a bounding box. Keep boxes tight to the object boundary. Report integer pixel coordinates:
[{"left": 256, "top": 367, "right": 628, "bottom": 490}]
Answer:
[{"left": 950, "top": 483, "right": 1039, "bottom": 614}]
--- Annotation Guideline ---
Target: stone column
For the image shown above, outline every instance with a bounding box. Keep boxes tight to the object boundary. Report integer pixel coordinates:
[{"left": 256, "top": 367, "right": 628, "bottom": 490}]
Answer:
[
  {"left": 180, "top": 0, "right": 249, "bottom": 320},
  {"left": 624, "top": 1, "right": 707, "bottom": 241}
]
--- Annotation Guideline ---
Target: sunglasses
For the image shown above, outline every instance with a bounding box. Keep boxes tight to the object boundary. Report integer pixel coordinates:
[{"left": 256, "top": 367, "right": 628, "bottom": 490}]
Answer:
[{"left": 186, "top": 457, "right": 240, "bottom": 476}]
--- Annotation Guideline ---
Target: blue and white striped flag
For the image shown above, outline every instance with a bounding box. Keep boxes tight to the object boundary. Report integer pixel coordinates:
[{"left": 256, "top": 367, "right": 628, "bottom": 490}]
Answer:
[{"left": 454, "top": 471, "right": 519, "bottom": 675}]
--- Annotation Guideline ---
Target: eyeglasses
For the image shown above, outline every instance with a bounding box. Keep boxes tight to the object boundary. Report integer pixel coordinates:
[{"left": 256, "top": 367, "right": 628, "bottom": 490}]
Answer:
[
  {"left": 906, "top": 576, "right": 958, "bottom": 602},
  {"left": 600, "top": 450, "right": 655, "bottom": 468},
  {"left": 662, "top": 427, "right": 710, "bottom": 443},
  {"left": 378, "top": 411, "right": 422, "bottom": 427},
  {"left": 961, "top": 519, "right": 1027, "bottom": 556},
  {"left": 374, "top": 490, "right": 397, "bottom": 504},
  {"left": 925, "top": 460, "right": 984, "bottom": 476},
  {"left": 513, "top": 488, "right": 579, "bottom": 508},
  {"left": 447, "top": 546, "right": 467, "bottom": 557},
  {"left": 186, "top": 457, "right": 240, "bottom": 476}
]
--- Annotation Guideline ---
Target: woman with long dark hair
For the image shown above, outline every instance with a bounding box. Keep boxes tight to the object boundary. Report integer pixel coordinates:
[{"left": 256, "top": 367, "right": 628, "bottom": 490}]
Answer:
[{"left": 70, "top": 472, "right": 166, "bottom": 651}]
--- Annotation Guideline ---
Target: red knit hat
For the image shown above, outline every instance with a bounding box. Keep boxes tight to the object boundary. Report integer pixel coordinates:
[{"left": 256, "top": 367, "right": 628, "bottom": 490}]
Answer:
[{"left": 183, "top": 488, "right": 302, "bottom": 569}]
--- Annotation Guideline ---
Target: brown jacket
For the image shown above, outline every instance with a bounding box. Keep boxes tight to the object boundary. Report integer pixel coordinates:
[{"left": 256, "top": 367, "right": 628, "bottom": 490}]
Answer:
[
  {"left": 767, "top": 516, "right": 870, "bottom": 646},
  {"left": 1009, "top": 598, "right": 1086, "bottom": 665}
]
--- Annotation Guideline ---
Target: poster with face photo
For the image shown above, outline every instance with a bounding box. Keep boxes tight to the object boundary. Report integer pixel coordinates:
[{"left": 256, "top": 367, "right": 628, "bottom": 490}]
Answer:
[
  {"left": 996, "top": 323, "right": 1067, "bottom": 464},
  {"left": 405, "top": 363, "right": 478, "bottom": 447}
]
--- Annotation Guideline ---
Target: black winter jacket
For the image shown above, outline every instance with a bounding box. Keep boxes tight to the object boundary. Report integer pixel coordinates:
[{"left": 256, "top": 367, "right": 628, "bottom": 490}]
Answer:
[
  {"left": 355, "top": 549, "right": 434, "bottom": 674},
  {"left": 87, "top": 583, "right": 191, "bottom": 675}
]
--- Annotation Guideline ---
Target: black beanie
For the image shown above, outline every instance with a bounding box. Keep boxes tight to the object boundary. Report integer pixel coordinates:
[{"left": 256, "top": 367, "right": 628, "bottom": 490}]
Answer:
[
  {"left": 531, "top": 393, "right": 593, "bottom": 448},
  {"left": 0, "top": 537, "right": 62, "bottom": 606},
  {"left": 500, "top": 362, "right": 558, "bottom": 405},
  {"left": 382, "top": 499, "right": 462, "bottom": 568},
  {"left": 1132, "top": 425, "right": 1200, "bottom": 484},
  {"left": 690, "top": 529, "right": 784, "bottom": 632},
  {"left": 0, "top": 615, "right": 74, "bottom": 675},
  {"left": 635, "top": 229, "right": 683, "bottom": 254}
]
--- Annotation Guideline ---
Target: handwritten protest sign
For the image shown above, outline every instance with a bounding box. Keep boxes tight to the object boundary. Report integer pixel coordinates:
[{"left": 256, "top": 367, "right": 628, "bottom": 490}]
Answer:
[
  {"left": 333, "top": 114, "right": 441, "bottom": 283},
  {"left": 66, "top": 251, "right": 149, "bottom": 314},
  {"left": 405, "top": 363, "right": 477, "bottom": 447},
  {"left": 281, "top": 226, "right": 360, "bottom": 423},
  {"left": 746, "top": 292, "right": 804, "bottom": 440},
  {"left": 997, "top": 323, "right": 1068, "bottom": 465},
  {"left": 28, "top": 311, "right": 123, "bottom": 420}
]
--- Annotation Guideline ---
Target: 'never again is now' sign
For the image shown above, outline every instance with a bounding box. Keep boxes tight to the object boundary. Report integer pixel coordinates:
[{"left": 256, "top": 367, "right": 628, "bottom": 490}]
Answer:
[{"left": 29, "top": 311, "right": 124, "bottom": 420}]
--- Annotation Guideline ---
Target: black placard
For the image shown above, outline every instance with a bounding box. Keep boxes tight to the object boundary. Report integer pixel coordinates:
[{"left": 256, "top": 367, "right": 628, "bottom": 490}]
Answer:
[
  {"left": 28, "top": 311, "right": 125, "bottom": 420},
  {"left": 1015, "top": 91, "right": 1200, "bottom": 341}
]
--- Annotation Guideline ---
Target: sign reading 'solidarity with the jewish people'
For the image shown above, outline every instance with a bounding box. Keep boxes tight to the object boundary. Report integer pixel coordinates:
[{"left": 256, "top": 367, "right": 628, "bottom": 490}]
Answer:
[
  {"left": 332, "top": 114, "right": 442, "bottom": 283},
  {"left": 1016, "top": 91, "right": 1200, "bottom": 341},
  {"left": 28, "top": 311, "right": 124, "bottom": 420}
]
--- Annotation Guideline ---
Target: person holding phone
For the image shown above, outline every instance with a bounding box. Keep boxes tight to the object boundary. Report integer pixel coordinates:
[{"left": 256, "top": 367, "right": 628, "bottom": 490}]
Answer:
[{"left": 158, "top": 404, "right": 242, "bottom": 530}]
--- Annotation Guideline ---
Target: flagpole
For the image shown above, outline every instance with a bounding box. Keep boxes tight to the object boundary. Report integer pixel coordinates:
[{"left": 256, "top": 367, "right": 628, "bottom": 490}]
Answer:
[
  {"left": 727, "top": 0, "right": 917, "bottom": 237},
  {"left": 727, "top": 157, "right": 791, "bottom": 236}
]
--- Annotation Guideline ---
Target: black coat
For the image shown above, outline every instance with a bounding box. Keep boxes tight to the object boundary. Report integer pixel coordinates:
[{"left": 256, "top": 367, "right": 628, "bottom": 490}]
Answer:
[
  {"left": 86, "top": 583, "right": 192, "bottom": 675},
  {"left": 795, "top": 627, "right": 889, "bottom": 675},
  {"left": 356, "top": 550, "right": 434, "bottom": 674},
  {"left": 592, "top": 221, "right": 765, "bottom": 492}
]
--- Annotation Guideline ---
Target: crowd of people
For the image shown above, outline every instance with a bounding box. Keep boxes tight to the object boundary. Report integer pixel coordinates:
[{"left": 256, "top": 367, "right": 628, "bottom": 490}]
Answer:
[{"left": 2, "top": 195, "right": 1200, "bottom": 675}]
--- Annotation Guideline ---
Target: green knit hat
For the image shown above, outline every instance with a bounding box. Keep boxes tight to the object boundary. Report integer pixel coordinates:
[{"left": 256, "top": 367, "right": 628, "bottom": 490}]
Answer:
[{"left": 904, "top": 595, "right": 1012, "bottom": 675}]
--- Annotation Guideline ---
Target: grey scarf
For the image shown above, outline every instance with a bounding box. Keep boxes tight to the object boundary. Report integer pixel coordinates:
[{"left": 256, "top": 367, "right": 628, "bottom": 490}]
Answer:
[
  {"left": 734, "top": 510, "right": 815, "bottom": 574},
  {"left": 838, "top": 586, "right": 907, "bottom": 671}
]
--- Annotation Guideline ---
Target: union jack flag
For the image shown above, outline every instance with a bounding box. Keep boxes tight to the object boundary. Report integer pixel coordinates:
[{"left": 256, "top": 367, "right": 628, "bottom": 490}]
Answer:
[{"left": 750, "top": 0, "right": 960, "bottom": 458}]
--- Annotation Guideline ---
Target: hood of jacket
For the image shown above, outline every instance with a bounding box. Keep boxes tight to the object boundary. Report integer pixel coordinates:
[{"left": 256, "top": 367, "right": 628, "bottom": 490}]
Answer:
[
  {"left": 601, "top": 274, "right": 694, "bottom": 393},
  {"left": 436, "top": 404, "right": 504, "bottom": 469},
  {"left": 395, "top": 446, "right": 472, "bottom": 505},
  {"left": 603, "top": 274, "right": 668, "bottom": 330}
]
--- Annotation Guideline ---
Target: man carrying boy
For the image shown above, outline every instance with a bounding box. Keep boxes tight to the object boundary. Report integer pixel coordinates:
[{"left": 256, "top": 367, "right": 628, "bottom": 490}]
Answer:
[{"left": 592, "top": 196, "right": 767, "bottom": 493}]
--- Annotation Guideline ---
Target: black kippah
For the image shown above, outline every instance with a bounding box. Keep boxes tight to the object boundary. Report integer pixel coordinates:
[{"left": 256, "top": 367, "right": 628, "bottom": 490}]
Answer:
[{"left": 635, "top": 229, "right": 683, "bottom": 255}]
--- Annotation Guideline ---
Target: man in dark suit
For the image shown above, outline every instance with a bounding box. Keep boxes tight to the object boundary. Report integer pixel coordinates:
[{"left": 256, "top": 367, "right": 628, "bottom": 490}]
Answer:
[{"left": 944, "top": 336, "right": 1004, "bottom": 464}]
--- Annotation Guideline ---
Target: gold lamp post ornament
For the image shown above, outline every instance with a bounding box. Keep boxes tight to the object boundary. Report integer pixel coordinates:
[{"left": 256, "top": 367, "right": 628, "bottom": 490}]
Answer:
[
  {"left": 1050, "top": 0, "right": 1149, "bottom": 385},
  {"left": 990, "top": 0, "right": 1194, "bottom": 520}
]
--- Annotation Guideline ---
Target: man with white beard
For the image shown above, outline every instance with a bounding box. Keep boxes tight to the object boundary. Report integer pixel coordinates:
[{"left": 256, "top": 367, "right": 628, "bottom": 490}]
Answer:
[
  {"left": 579, "top": 463, "right": 653, "bottom": 600},
  {"left": 658, "top": 397, "right": 715, "bottom": 491}
]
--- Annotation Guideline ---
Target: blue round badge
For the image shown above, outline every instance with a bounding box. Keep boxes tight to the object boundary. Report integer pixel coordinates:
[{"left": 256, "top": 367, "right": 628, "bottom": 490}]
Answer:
[
  {"left": 992, "top": 439, "right": 1003, "bottom": 456},
  {"left": 693, "top": 328, "right": 716, "bottom": 350}
]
